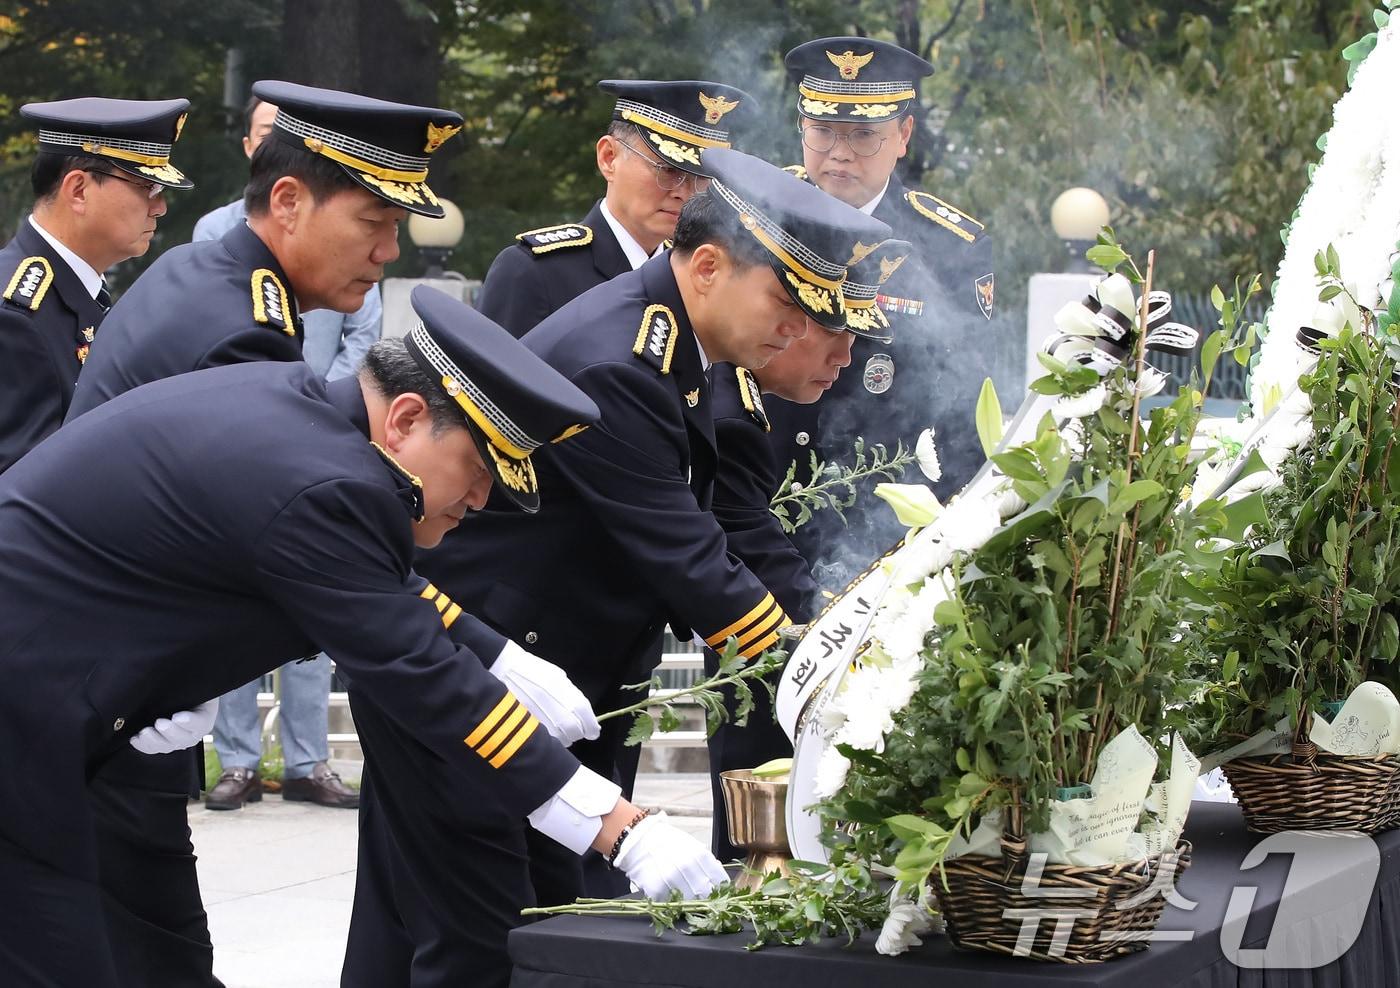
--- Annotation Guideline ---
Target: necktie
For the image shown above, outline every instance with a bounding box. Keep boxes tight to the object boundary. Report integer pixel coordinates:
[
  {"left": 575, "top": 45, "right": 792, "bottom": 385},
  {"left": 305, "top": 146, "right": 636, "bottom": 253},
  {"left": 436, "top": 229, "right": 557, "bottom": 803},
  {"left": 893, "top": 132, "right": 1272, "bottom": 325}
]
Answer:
[{"left": 96, "top": 280, "right": 112, "bottom": 311}]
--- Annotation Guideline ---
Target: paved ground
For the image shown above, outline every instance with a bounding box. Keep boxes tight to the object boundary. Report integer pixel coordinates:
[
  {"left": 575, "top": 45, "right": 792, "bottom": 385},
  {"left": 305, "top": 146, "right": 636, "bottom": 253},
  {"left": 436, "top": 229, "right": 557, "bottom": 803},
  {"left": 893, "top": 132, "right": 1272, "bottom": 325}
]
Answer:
[{"left": 193, "top": 769, "right": 714, "bottom": 988}]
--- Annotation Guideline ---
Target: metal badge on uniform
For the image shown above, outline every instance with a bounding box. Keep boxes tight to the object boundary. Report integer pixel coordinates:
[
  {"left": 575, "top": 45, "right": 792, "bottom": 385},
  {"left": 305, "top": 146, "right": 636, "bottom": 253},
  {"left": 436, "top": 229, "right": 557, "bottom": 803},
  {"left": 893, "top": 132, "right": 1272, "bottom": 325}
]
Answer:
[
  {"left": 975, "top": 272, "right": 995, "bottom": 320},
  {"left": 684, "top": 388, "right": 700, "bottom": 408},
  {"left": 863, "top": 353, "right": 894, "bottom": 394}
]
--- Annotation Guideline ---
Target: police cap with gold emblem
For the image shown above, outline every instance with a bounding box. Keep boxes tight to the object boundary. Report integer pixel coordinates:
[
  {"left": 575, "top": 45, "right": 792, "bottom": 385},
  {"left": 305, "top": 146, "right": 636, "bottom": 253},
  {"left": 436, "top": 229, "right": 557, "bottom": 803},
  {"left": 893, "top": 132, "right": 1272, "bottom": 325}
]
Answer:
[
  {"left": 21, "top": 97, "right": 194, "bottom": 190},
  {"left": 403, "top": 285, "right": 599, "bottom": 513},
  {"left": 699, "top": 147, "right": 890, "bottom": 330},
  {"left": 599, "top": 79, "right": 753, "bottom": 176},
  {"left": 252, "top": 80, "right": 462, "bottom": 218},
  {"left": 785, "top": 36, "right": 933, "bottom": 123},
  {"left": 842, "top": 238, "right": 912, "bottom": 342}
]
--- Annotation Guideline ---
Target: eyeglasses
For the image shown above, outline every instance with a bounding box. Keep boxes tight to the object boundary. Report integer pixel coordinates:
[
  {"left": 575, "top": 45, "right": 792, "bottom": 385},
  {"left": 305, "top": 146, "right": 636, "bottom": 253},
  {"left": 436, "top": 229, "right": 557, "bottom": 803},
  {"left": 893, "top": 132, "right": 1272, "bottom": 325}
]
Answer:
[
  {"left": 616, "top": 138, "right": 712, "bottom": 193},
  {"left": 85, "top": 168, "right": 165, "bottom": 200},
  {"left": 800, "top": 125, "right": 888, "bottom": 158}
]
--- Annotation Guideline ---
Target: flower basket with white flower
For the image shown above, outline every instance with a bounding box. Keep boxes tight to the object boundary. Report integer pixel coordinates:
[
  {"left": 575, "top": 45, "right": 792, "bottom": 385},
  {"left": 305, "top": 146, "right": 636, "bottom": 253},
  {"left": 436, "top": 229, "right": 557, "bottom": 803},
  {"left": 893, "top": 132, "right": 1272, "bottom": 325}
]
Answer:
[{"left": 812, "top": 244, "right": 1247, "bottom": 963}]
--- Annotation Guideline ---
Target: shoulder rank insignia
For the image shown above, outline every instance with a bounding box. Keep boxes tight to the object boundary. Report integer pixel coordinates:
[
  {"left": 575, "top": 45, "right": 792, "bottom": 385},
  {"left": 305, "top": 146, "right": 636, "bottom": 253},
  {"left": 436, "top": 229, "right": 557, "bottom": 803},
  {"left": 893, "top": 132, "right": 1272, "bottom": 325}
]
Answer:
[
  {"left": 735, "top": 366, "right": 770, "bottom": 432},
  {"left": 905, "top": 190, "right": 986, "bottom": 245},
  {"left": 782, "top": 164, "right": 809, "bottom": 182},
  {"left": 632, "top": 303, "right": 679, "bottom": 375},
  {"left": 251, "top": 268, "right": 295, "bottom": 336},
  {"left": 3, "top": 257, "right": 54, "bottom": 312},
  {"left": 516, "top": 223, "right": 594, "bottom": 255}
]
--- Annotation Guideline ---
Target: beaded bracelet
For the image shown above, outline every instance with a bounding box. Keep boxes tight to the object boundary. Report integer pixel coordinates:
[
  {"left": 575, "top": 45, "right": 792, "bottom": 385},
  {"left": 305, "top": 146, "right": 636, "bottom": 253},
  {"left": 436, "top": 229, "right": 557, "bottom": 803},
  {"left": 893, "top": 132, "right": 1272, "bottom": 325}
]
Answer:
[{"left": 607, "top": 808, "right": 651, "bottom": 865}]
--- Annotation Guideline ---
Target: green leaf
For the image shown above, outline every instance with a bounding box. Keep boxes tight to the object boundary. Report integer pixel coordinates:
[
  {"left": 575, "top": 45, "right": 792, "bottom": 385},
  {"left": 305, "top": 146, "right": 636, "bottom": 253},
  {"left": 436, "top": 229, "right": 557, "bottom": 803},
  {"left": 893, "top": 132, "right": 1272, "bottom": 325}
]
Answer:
[
  {"left": 1210, "top": 284, "right": 1226, "bottom": 312},
  {"left": 1109, "top": 479, "right": 1164, "bottom": 514},
  {"left": 1085, "top": 244, "right": 1128, "bottom": 271},
  {"left": 975, "top": 378, "right": 1003, "bottom": 458},
  {"left": 885, "top": 814, "right": 949, "bottom": 841},
  {"left": 1201, "top": 329, "right": 1227, "bottom": 382},
  {"left": 1221, "top": 491, "right": 1268, "bottom": 541}
]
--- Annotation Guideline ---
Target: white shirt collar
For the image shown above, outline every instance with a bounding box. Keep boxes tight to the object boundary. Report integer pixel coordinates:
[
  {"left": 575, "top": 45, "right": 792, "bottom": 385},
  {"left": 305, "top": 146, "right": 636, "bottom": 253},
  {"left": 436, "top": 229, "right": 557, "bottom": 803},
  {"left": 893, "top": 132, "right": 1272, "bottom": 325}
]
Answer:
[
  {"left": 694, "top": 337, "right": 711, "bottom": 371},
  {"left": 858, "top": 178, "right": 892, "bottom": 216},
  {"left": 28, "top": 215, "right": 104, "bottom": 300},
  {"left": 599, "top": 199, "right": 651, "bottom": 271}
]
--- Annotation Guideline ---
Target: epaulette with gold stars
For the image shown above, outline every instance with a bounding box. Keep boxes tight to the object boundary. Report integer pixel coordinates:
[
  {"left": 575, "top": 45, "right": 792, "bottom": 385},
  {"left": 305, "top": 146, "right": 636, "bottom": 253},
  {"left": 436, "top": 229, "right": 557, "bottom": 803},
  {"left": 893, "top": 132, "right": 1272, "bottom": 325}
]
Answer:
[
  {"left": 251, "top": 268, "right": 295, "bottom": 336},
  {"left": 734, "top": 366, "right": 769, "bottom": 432},
  {"left": 904, "top": 190, "right": 986, "bottom": 245},
  {"left": 2, "top": 256, "right": 54, "bottom": 314},
  {"left": 632, "top": 303, "right": 679, "bottom": 375},
  {"left": 782, "top": 164, "right": 809, "bottom": 182},
  {"left": 516, "top": 223, "right": 593, "bottom": 255}
]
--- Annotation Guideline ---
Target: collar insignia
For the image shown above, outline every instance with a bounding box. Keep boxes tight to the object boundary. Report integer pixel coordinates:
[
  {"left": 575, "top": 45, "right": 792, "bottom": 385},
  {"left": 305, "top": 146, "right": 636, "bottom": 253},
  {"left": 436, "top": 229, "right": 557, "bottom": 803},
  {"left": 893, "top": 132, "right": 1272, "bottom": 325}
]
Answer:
[
  {"left": 684, "top": 387, "right": 701, "bottom": 408},
  {"left": 698, "top": 91, "right": 739, "bottom": 124},
  {"left": 424, "top": 121, "right": 462, "bottom": 153},
  {"left": 827, "top": 49, "right": 874, "bottom": 80}
]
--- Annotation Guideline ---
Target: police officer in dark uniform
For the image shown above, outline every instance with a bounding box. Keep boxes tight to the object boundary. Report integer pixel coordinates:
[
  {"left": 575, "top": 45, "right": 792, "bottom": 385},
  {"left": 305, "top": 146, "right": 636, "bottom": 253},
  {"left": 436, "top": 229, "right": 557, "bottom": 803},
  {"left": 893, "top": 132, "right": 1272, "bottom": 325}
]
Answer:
[
  {"left": 476, "top": 79, "right": 752, "bottom": 337},
  {"left": 0, "top": 97, "right": 191, "bottom": 473},
  {"left": 401, "top": 149, "right": 886, "bottom": 951},
  {"left": 60, "top": 83, "right": 464, "bottom": 986},
  {"left": 0, "top": 286, "right": 725, "bottom": 988},
  {"left": 770, "top": 37, "right": 996, "bottom": 589},
  {"left": 69, "top": 81, "right": 463, "bottom": 418},
  {"left": 704, "top": 238, "right": 912, "bottom": 860}
]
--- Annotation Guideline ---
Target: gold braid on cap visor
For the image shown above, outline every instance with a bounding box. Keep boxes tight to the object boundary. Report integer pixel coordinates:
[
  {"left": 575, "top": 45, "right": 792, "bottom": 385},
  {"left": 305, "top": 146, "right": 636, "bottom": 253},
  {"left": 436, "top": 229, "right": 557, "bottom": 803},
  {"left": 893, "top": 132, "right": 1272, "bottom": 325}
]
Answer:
[
  {"left": 406, "top": 323, "right": 541, "bottom": 461},
  {"left": 38, "top": 129, "right": 174, "bottom": 167},
  {"left": 709, "top": 179, "right": 845, "bottom": 292},
  {"left": 614, "top": 99, "right": 732, "bottom": 149},
  {"left": 275, "top": 109, "right": 432, "bottom": 183},
  {"left": 797, "top": 77, "right": 917, "bottom": 103}
]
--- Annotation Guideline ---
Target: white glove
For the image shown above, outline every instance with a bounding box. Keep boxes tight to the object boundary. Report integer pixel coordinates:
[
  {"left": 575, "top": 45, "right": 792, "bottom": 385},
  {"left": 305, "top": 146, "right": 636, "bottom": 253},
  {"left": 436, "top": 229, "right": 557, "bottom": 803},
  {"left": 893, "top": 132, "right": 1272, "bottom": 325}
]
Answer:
[
  {"left": 489, "top": 641, "right": 600, "bottom": 746},
  {"left": 129, "top": 698, "right": 219, "bottom": 755},
  {"left": 613, "top": 812, "right": 728, "bottom": 900}
]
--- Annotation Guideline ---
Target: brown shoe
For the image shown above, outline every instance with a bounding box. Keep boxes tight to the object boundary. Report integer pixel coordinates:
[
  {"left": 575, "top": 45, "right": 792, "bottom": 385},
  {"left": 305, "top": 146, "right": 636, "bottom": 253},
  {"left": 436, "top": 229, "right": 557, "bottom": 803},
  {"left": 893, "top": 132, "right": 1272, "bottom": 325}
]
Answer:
[
  {"left": 205, "top": 766, "right": 263, "bottom": 810},
  {"left": 281, "top": 762, "right": 359, "bottom": 809}
]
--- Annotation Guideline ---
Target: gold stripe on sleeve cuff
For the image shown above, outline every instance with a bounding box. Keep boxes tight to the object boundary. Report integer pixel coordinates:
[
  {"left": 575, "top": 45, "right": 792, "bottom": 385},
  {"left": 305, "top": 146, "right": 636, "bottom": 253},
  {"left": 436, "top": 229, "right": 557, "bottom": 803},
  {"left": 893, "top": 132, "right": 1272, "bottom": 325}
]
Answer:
[
  {"left": 705, "top": 592, "right": 777, "bottom": 647},
  {"left": 477, "top": 703, "right": 530, "bottom": 760},
  {"left": 735, "top": 601, "right": 787, "bottom": 649},
  {"left": 739, "top": 627, "right": 785, "bottom": 660},
  {"left": 465, "top": 694, "right": 517, "bottom": 749},
  {"left": 488, "top": 715, "right": 540, "bottom": 768}
]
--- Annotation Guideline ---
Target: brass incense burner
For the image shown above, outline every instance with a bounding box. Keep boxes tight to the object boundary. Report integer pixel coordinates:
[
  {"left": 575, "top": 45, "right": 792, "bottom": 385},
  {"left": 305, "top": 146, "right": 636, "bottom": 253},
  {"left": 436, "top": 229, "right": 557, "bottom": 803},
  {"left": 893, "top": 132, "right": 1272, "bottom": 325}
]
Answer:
[{"left": 718, "top": 768, "right": 792, "bottom": 890}]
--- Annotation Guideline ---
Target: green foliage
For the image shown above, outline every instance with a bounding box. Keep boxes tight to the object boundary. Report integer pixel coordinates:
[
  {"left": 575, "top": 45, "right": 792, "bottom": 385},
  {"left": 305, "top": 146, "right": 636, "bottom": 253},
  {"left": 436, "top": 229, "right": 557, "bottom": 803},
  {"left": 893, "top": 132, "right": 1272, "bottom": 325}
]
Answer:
[
  {"left": 522, "top": 857, "right": 889, "bottom": 950},
  {"left": 824, "top": 244, "right": 1247, "bottom": 889},
  {"left": 1179, "top": 320, "right": 1400, "bottom": 752},
  {"left": 769, "top": 438, "right": 915, "bottom": 534},
  {"left": 598, "top": 639, "right": 787, "bottom": 746}
]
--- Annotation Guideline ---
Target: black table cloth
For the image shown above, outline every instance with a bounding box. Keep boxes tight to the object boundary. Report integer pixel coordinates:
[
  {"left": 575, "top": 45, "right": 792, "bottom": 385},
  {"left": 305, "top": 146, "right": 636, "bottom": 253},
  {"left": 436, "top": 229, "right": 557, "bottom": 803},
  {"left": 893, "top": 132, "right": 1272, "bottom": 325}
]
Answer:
[{"left": 509, "top": 802, "right": 1400, "bottom": 987}]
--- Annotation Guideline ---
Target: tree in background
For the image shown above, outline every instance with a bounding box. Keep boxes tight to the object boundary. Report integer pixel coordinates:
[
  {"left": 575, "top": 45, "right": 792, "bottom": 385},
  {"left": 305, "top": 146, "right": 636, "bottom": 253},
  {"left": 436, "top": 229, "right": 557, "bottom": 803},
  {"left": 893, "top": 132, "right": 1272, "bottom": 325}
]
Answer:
[{"left": 0, "top": 0, "right": 1376, "bottom": 346}]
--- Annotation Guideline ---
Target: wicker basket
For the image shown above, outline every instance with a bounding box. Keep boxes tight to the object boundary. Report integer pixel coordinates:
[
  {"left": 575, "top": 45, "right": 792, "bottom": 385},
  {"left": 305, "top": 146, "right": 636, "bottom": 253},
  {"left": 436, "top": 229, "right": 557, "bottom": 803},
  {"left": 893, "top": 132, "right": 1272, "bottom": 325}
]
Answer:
[
  {"left": 932, "top": 833, "right": 1192, "bottom": 964},
  {"left": 1222, "top": 736, "right": 1400, "bottom": 834}
]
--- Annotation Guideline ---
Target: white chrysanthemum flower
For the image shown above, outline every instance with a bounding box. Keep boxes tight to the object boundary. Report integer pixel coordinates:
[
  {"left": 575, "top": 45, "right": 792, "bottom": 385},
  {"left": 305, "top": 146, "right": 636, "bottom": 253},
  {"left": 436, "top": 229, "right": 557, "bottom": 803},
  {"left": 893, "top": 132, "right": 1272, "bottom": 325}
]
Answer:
[
  {"left": 875, "top": 896, "right": 933, "bottom": 956},
  {"left": 1054, "top": 383, "right": 1107, "bottom": 420},
  {"left": 812, "top": 746, "right": 851, "bottom": 799},
  {"left": 942, "top": 498, "right": 1001, "bottom": 555},
  {"left": 915, "top": 427, "right": 942, "bottom": 482}
]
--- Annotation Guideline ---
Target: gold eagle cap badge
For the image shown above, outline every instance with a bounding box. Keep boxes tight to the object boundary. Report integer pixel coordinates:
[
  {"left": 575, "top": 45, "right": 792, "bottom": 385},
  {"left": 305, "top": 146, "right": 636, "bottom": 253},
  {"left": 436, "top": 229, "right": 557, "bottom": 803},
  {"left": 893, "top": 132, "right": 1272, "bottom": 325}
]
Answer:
[
  {"left": 879, "top": 255, "right": 906, "bottom": 284},
  {"left": 174, "top": 112, "right": 188, "bottom": 141},
  {"left": 698, "top": 91, "right": 739, "bottom": 125},
  {"left": 827, "top": 49, "right": 874, "bottom": 80},
  {"left": 424, "top": 121, "right": 462, "bottom": 153},
  {"left": 847, "top": 241, "right": 879, "bottom": 266}
]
